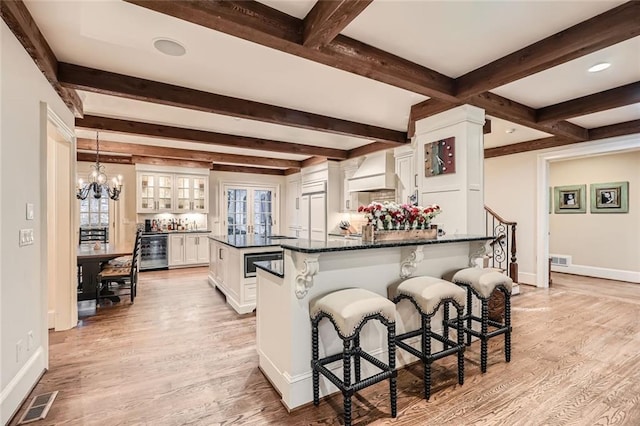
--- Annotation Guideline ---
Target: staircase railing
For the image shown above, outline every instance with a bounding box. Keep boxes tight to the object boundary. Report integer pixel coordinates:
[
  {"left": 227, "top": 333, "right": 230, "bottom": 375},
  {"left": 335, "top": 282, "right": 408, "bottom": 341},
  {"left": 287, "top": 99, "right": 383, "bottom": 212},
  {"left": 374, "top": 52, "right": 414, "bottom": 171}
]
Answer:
[{"left": 484, "top": 206, "right": 518, "bottom": 283}]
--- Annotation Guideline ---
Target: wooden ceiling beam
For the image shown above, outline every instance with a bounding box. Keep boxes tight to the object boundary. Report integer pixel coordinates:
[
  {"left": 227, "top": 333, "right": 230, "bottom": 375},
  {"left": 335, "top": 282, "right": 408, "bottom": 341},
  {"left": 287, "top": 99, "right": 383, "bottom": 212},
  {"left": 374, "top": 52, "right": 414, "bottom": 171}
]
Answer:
[
  {"left": 211, "top": 164, "right": 286, "bottom": 176},
  {"left": 347, "top": 142, "right": 395, "bottom": 159},
  {"left": 76, "top": 138, "right": 301, "bottom": 169},
  {"left": 76, "top": 115, "right": 348, "bottom": 159},
  {"left": 484, "top": 136, "right": 574, "bottom": 158},
  {"left": 303, "top": 0, "right": 372, "bottom": 48},
  {"left": 588, "top": 119, "right": 640, "bottom": 141},
  {"left": 469, "top": 92, "right": 589, "bottom": 141},
  {"left": 456, "top": 2, "right": 640, "bottom": 99},
  {"left": 60, "top": 65, "right": 406, "bottom": 146},
  {"left": 1, "top": 0, "right": 83, "bottom": 117},
  {"left": 77, "top": 152, "right": 132, "bottom": 164},
  {"left": 284, "top": 168, "right": 301, "bottom": 176},
  {"left": 301, "top": 156, "right": 328, "bottom": 168},
  {"left": 132, "top": 156, "right": 212, "bottom": 169},
  {"left": 537, "top": 81, "right": 640, "bottom": 124},
  {"left": 123, "top": 0, "right": 457, "bottom": 101}
]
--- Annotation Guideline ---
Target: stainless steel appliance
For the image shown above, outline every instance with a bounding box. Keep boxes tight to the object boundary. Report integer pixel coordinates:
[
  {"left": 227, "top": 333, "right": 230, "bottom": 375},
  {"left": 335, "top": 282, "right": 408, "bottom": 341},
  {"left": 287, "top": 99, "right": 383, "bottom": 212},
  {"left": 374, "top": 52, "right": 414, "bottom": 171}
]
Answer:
[
  {"left": 244, "top": 251, "right": 283, "bottom": 278},
  {"left": 140, "top": 234, "right": 168, "bottom": 270}
]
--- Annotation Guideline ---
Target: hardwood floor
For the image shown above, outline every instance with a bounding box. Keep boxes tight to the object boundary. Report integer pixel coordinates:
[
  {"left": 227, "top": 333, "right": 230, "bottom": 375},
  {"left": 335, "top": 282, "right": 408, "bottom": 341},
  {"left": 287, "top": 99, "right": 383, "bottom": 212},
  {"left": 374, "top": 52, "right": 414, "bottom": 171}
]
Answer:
[{"left": 10, "top": 270, "right": 640, "bottom": 425}]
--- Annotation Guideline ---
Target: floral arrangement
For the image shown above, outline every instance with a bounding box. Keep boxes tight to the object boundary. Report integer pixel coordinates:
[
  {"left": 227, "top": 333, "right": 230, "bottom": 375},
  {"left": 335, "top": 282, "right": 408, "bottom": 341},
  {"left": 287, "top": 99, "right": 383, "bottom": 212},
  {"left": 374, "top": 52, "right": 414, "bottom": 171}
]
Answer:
[{"left": 358, "top": 201, "right": 441, "bottom": 230}]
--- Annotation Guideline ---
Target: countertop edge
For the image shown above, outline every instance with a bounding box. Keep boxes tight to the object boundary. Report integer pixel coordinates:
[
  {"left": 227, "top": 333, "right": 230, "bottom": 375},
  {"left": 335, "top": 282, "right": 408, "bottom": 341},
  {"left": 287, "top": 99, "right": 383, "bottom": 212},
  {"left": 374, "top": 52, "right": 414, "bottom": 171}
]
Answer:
[
  {"left": 255, "top": 261, "right": 284, "bottom": 279},
  {"left": 208, "top": 235, "right": 287, "bottom": 249},
  {"left": 280, "top": 235, "right": 493, "bottom": 254}
]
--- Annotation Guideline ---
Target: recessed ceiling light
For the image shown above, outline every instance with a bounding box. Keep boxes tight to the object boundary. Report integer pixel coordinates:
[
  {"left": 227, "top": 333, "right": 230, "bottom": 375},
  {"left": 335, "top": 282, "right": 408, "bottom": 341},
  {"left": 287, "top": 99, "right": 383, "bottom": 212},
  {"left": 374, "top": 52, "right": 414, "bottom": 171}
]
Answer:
[
  {"left": 588, "top": 62, "right": 610, "bottom": 73},
  {"left": 505, "top": 128, "right": 516, "bottom": 134},
  {"left": 153, "top": 38, "right": 186, "bottom": 57}
]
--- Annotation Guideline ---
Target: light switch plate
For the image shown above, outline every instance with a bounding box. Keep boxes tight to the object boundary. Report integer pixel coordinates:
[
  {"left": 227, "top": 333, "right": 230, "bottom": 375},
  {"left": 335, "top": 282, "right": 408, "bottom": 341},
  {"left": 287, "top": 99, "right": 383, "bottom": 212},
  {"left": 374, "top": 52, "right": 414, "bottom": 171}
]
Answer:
[
  {"left": 26, "top": 203, "right": 34, "bottom": 220},
  {"left": 19, "top": 229, "right": 34, "bottom": 247}
]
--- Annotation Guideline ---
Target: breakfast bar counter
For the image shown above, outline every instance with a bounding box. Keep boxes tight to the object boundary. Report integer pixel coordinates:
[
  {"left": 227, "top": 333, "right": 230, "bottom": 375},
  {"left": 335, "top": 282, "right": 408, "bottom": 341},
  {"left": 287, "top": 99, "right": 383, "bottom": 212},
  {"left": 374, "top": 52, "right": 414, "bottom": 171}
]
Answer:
[{"left": 256, "top": 234, "right": 492, "bottom": 410}]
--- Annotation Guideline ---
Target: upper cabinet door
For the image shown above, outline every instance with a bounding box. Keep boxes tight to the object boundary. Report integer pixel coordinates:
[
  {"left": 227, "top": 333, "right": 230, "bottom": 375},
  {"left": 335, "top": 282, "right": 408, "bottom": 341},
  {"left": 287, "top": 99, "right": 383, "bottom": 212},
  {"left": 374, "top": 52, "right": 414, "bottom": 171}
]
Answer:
[
  {"left": 137, "top": 172, "right": 172, "bottom": 213},
  {"left": 175, "top": 176, "right": 191, "bottom": 212},
  {"left": 192, "top": 176, "right": 208, "bottom": 213}
]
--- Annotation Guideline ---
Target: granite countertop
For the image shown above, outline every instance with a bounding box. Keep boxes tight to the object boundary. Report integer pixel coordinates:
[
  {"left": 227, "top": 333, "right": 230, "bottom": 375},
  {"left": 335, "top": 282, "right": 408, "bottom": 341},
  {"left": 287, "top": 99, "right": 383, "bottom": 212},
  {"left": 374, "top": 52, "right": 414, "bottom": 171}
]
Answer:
[
  {"left": 280, "top": 234, "right": 493, "bottom": 254},
  {"left": 254, "top": 260, "right": 284, "bottom": 278},
  {"left": 142, "top": 230, "right": 211, "bottom": 235},
  {"left": 209, "top": 234, "right": 298, "bottom": 249}
]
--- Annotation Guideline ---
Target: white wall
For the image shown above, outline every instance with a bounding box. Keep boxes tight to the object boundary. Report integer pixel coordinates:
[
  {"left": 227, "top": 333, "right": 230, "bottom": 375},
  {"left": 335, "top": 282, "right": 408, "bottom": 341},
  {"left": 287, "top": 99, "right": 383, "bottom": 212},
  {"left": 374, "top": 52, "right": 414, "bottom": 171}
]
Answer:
[
  {"left": 208, "top": 171, "right": 286, "bottom": 235},
  {"left": 485, "top": 139, "right": 640, "bottom": 286},
  {"left": 549, "top": 151, "right": 640, "bottom": 278},
  {"left": 1, "top": 21, "right": 75, "bottom": 424}
]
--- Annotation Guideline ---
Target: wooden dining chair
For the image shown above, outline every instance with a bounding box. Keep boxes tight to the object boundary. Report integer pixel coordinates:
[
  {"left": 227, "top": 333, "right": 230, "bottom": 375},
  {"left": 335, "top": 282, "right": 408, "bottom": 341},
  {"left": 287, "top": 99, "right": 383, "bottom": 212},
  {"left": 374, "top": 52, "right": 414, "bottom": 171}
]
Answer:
[
  {"left": 79, "top": 227, "right": 108, "bottom": 245},
  {"left": 96, "top": 230, "right": 142, "bottom": 305}
]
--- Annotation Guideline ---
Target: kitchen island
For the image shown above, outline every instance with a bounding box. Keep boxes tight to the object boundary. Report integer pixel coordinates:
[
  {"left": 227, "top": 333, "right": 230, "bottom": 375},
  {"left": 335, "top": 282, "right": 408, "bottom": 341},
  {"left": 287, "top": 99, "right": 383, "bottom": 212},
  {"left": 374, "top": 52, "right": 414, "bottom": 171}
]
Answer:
[
  {"left": 208, "top": 235, "right": 296, "bottom": 314},
  {"left": 255, "top": 234, "right": 492, "bottom": 410}
]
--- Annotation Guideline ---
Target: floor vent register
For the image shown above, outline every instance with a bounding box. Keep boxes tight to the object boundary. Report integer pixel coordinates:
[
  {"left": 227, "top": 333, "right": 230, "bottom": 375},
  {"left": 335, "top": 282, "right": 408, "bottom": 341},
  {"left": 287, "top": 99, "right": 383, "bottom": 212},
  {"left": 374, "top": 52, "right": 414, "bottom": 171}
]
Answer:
[{"left": 17, "top": 391, "right": 58, "bottom": 425}]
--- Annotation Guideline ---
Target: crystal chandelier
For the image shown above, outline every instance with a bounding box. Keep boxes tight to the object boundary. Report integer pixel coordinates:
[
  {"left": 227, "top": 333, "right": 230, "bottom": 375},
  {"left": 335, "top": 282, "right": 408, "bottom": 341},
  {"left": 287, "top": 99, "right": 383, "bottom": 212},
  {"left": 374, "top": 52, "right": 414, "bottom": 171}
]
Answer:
[{"left": 76, "top": 132, "right": 123, "bottom": 201}]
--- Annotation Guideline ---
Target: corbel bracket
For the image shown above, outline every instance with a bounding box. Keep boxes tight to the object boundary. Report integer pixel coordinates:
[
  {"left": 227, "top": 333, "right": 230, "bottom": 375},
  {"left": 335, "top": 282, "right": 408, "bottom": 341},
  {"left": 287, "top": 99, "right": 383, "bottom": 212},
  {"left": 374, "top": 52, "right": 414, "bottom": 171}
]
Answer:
[
  {"left": 400, "top": 246, "right": 424, "bottom": 278},
  {"left": 295, "top": 254, "right": 320, "bottom": 299}
]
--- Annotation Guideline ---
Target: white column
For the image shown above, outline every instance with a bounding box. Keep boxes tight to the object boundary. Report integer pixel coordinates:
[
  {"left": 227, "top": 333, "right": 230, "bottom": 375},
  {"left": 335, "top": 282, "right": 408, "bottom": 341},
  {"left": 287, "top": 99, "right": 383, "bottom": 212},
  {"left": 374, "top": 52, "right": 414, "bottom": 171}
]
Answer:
[{"left": 413, "top": 105, "right": 486, "bottom": 235}]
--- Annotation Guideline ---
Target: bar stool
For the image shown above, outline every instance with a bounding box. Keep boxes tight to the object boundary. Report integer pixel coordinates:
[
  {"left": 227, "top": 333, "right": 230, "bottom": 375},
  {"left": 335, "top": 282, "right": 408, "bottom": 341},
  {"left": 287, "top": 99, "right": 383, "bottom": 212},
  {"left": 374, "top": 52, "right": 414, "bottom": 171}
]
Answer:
[
  {"left": 310, "top": 288, "right": 397, "bottom": 426},
  {"left": 448, "top": 268, "right": 513, "bottom": 373},
  {"left": 391, "top": 276, "right": 466, "bottom": 400}
]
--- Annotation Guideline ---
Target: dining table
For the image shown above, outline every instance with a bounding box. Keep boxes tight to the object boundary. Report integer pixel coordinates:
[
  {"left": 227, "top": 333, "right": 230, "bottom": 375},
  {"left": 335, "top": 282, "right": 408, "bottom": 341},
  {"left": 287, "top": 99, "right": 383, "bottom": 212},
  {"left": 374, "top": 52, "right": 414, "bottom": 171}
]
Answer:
[{"left": 77, "top": 243, "right": 132, "bottom": 302}]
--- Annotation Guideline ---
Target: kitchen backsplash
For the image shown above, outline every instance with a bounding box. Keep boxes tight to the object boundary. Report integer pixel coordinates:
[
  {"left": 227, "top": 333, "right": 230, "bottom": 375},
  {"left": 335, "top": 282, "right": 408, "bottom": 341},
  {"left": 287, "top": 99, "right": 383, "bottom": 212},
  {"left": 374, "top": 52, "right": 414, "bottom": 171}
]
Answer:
[{"left": 138, "top": 213, "right": 207, "bottom": 231}]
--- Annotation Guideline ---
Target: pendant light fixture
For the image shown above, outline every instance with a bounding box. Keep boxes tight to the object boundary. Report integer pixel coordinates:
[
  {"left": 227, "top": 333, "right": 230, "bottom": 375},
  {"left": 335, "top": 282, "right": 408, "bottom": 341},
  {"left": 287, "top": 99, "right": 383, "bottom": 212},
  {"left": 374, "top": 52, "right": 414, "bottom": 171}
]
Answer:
[{"left": 76, "top": 132, "right": 123, "bottom": 201}]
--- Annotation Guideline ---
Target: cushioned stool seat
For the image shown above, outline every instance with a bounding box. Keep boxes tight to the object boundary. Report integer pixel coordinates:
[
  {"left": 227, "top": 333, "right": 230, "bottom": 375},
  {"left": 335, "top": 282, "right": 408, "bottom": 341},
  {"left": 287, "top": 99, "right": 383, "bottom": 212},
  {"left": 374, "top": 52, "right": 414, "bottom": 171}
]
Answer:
[
  {"left": 310, "top": 288, "right": 397, "bottom": 426},
  {"left": 448, "top": 268, "right": 513, "bottom": 373},
  {"left": 392, "top": 276, "right": 466, "bottom": 399}
]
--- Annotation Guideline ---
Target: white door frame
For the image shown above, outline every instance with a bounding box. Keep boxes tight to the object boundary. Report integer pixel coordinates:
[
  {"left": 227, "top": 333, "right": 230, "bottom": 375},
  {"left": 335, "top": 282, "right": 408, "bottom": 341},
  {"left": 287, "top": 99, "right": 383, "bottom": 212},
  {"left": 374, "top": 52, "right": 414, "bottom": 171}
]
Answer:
[
  {"left": 42, "top": 103, "right": 77, "bottom": 335},
  {"left": 535, "top": 134, "right": 640, "bottom": 287}
]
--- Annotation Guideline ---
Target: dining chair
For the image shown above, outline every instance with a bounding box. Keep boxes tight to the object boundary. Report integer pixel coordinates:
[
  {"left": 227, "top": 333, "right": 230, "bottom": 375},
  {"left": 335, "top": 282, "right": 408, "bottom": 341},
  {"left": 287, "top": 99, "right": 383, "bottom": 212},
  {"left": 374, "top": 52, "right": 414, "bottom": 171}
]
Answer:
[{"left": 96, "top": 230, "right": 142, "bottom": 305}]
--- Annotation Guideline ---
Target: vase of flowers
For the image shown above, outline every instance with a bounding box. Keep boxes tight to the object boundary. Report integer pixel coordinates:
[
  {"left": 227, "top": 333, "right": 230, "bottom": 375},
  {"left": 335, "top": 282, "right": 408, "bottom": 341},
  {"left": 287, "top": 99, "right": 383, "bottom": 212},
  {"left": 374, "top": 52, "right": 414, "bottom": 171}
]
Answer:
[{"left": 358, "top": 201, "right": 441, "bottom": 242}]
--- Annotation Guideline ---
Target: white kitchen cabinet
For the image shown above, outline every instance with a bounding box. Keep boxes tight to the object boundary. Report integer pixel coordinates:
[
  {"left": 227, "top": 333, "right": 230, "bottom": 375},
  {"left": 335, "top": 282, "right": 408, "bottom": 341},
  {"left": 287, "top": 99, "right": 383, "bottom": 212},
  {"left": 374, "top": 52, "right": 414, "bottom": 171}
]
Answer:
[
  {"left": 169, "top": 234, "right": 185, "bottom": 266},
  {"left": 394, "top": 146, "right": 415, "bottom": 205},
  {"left": 169, "top": 233, "right": 210, "bottom": 267},
  {"left": 137, "top": 172, "right": 174, "bottom": 213},
  {"left": 175, "top": 175, "right": 209, "bottom": 213},
  {"left": 299, "top": 193, "right": 310, "bottom": 239},
  {"left": 286, "top": 174, "right": 301, "bottom": 229},
  {"left": 341, "top": 167, "right": 369, "bottom": 212},
  {"left": 309, "top": 192, "right": 326, "bottom": 241}
]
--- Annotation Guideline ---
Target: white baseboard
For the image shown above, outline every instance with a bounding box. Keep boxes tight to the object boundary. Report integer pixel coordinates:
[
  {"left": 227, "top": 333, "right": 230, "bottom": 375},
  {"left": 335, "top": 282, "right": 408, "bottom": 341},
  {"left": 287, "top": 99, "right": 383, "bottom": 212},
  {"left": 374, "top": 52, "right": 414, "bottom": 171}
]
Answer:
[
  {"left": 0, "top": 346, "right": 46, "bottom": 425},
  {"left": 551, "top": 264, "right": 640, "bottom": 283},
  {"left": 518, "top": 272, "right": 537, "bottom": 286},
  {"left": 48, "top": 310, "right": 56, "bottom": 329}
]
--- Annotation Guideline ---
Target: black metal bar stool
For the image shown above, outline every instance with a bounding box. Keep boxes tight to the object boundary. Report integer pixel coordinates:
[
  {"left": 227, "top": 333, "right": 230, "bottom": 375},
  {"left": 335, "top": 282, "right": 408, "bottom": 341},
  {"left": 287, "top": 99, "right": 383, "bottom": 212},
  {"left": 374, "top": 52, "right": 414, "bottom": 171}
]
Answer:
[
  {"left": 310, "top": 288, "right": 397, "bottom": 426},
  {"left": 391, "top": 276, "right": 466, "bottom": 400},
  {"left": 448, "top": 268, "right": 513, "bottom": 373}
]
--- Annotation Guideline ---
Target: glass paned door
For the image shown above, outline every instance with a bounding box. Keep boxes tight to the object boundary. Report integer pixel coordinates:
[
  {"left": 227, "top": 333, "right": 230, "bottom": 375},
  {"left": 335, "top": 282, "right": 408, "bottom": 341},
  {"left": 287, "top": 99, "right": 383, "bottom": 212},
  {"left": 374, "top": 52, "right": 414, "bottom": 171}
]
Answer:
[
  {"left": 193, "top": 177, "right": 206, "bottom": 211},
  {"left": 176, "top": 176, "right": 190, "bottom": 210},
  {"left": 225, "top": 185, "right": 277, "bottom": 235},
  {"left": 140, "top": 174, "right": 155, "bottom": 210},
  {"left": 227, "top": 188, "right": 248, "bottom": 235},
  {"left": 157, "top": 175, "right": 173, "bottom": 210},
  {"left": 253, "top": 190, "right": 273, "bottom": 235}
]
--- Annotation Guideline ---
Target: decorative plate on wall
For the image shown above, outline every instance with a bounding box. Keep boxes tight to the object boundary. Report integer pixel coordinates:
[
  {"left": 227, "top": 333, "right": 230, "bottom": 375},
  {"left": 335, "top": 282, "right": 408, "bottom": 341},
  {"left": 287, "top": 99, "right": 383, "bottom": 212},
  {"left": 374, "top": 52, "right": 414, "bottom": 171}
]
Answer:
[{"left": 424, "top": 137, "right": 455, "bottom": 177}]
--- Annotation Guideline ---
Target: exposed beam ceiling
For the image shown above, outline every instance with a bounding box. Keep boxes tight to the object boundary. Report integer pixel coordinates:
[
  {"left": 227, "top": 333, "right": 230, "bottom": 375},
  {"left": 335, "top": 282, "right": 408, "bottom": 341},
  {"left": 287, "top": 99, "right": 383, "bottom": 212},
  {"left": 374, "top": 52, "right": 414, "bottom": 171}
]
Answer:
[
  {"left": 0, "top": 0, "right": 83, "bottom": 116},
  {"left": 59, "top": 63, "right": 405, "bottom": 145},
  {"left": 301, "top": 156, "right": 329, "bottom": 167},
  {"left": 211, "top": 164, "right": 287, "bottom": 176},
  {"left": 537, "top": 81, "right": 640, "bottom": 124},
  {"left": 77, "top": 152, "right": 132, "bottom": 164},
  {"left": 131, "top": 155, "right": 212, "bottom": 169},
  {"left": 123, "top": 0, "right": 457, "bottom": 101},
  {"left": 76, "top": 138, "right": 301, "bottom": 169},
  {"left": 76, "top": 115, "right": 348, "bottom": 159},
  {"left": 303, "top": 0, "right": 372, "bottom": 48},
  {"left": 588, "top": 119, "right": 640, "bottom": 141},
  {"left": 484, "top": 137, "right": 572, "bottom": 159},
  {"left": 455, "top": 1, "right": 640, "bottom": 99}
]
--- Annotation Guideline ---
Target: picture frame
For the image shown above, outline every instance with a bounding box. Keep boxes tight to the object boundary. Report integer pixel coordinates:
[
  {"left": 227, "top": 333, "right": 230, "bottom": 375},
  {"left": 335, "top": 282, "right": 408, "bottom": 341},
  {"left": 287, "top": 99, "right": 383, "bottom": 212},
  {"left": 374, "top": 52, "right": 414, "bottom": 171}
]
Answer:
[
  {"left": 554, "top": 184, "right": 586, "bottom": 214},
  {"left": 590, "top": 181, "right": 629, "bottom": 213}
]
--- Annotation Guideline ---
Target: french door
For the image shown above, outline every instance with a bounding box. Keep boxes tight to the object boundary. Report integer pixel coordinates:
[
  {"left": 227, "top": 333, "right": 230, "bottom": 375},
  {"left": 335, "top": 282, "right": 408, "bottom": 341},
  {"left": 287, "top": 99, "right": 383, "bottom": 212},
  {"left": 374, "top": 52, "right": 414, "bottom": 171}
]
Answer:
[{"left": 224, "top": 184, "right": 278, "bottom": 235}]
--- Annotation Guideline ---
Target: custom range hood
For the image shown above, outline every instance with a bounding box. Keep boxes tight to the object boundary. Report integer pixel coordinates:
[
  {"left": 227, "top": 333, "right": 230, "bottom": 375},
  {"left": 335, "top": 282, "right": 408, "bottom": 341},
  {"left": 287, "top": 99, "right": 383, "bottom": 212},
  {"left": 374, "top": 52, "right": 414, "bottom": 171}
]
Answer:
[{"left": 348, "top": 151, "right": 396, "bottom": 193}]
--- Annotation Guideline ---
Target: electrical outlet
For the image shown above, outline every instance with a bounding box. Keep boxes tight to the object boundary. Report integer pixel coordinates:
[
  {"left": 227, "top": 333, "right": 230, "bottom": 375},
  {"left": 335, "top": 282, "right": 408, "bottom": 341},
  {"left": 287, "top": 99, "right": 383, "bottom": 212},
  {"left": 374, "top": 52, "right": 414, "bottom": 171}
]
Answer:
[
  {"left": 16, "top": 340, "right": 24, "bottom": 363},
  {"left": 27, "top": 331, "right": 34, "bottom": 351}
]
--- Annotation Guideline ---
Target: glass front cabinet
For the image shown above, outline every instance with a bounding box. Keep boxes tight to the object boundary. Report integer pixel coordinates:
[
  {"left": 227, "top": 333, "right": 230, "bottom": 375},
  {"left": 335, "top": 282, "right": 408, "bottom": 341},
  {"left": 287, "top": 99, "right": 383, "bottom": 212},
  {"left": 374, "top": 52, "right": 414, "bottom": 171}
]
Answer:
[{"left": 136, "top": 166, "right": 209, "bottom": 214}]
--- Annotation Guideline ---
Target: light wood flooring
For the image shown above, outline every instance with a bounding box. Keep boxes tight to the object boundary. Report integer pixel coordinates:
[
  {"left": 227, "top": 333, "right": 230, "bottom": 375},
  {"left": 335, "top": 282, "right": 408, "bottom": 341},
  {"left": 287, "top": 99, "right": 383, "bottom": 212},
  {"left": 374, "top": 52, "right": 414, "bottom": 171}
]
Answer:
[{"left": 10, "top": 270, "right": 640, "bottom": 425}]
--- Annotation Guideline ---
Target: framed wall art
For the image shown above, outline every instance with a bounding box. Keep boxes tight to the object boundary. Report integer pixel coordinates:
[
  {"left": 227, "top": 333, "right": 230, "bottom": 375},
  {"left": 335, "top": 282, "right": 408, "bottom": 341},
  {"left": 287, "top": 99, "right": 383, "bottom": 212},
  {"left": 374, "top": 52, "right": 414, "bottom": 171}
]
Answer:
[
  {"left": 424, "top": 137, "right": 455, "bottom": 177},
  {"left": 590, "top": 181, "right": 629, "bottom": 213},
  {"left": 554, "top": 184, "right": 586, "bottom": 214}
]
